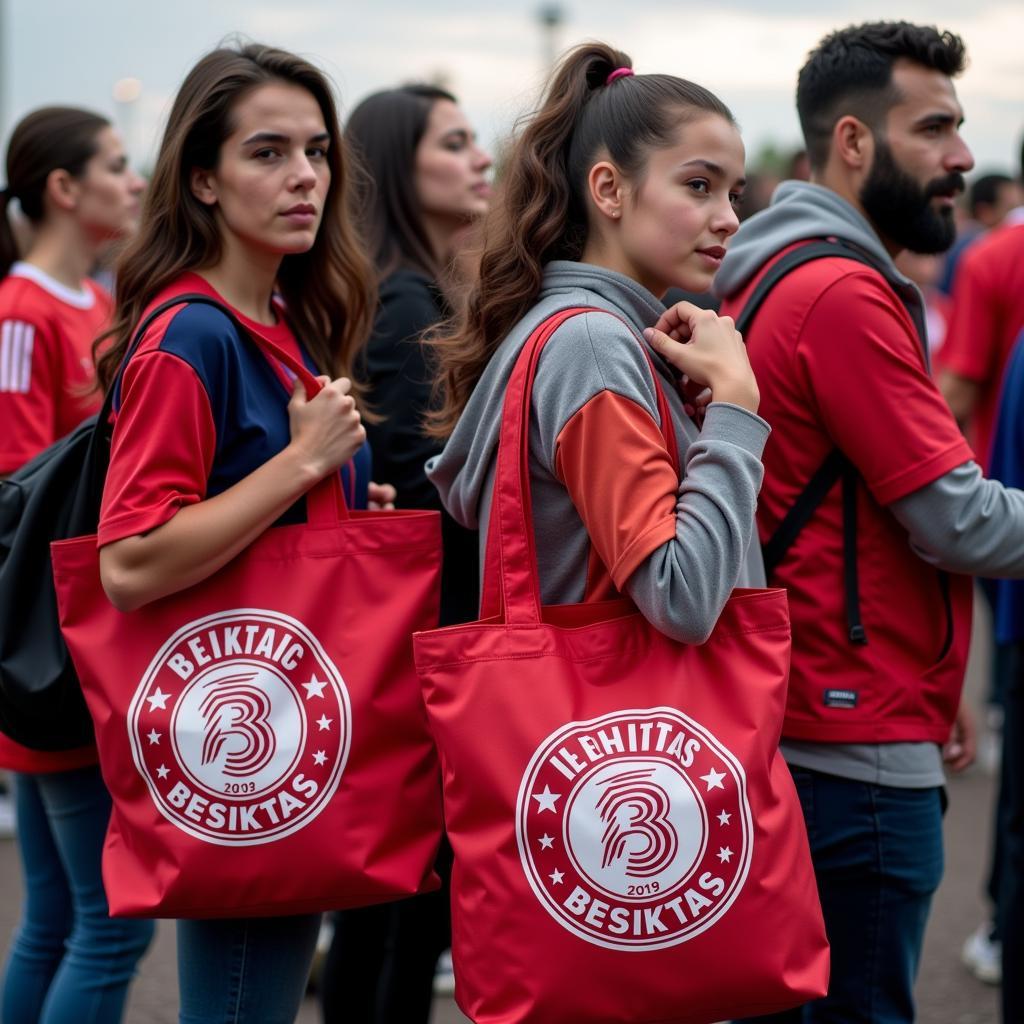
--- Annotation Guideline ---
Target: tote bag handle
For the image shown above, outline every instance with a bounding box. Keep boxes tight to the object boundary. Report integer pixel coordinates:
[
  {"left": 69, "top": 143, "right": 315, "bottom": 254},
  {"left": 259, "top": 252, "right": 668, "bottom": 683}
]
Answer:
[{"left": 479, "top": 307, "right": 680, "bottom": 623}]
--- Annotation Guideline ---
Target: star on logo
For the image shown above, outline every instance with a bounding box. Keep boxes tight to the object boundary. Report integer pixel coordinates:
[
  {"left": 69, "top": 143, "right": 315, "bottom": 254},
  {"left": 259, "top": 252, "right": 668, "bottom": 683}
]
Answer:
[
  {"left": 312, "top": 750, "right": 328, "bottom": 766},
  {"left": 156, "top": 764, "right": 170, "bottom": 780},
  {"left": 549, "top": 869, "right": 565, "bottom": 885},
  {"left": 147, "top": 729, "right": 161, "bottom": 745},
  {"left": 532, "top": 785, "right": 561, "bottom": 813},
  {"left": 146, "top": 688, "right": 171, "bottom": 711},
  {"left": 538, "top": 834, "right": 555, "bottom": 850},
  {"left": 717, "top": 810, "right": 732, "bottom": 826},
  {"left": 302, "top": 675, "right": 328, "bottom": 700},
  {"left": 316, "top": 714, "right": 332, "bottom": 731},
  {"left": 700, "top": 767, "right": 726, "bottom": 792},
  {"left": 717, "top": 846, "right": 734, "bottom": 864}
]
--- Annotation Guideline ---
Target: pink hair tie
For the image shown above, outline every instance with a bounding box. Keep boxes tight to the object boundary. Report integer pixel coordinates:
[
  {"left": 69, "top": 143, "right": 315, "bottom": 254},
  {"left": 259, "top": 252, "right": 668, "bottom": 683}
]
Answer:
[{"left": 606, "top": 67, "right": 634, "bottom": 85}]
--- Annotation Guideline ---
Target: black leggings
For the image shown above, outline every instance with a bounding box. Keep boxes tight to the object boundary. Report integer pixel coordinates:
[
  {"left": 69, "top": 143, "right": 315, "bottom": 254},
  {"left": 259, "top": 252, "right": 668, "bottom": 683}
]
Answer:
[{"left": 320, "top": 840, "right": 452, "bottom": 1024}]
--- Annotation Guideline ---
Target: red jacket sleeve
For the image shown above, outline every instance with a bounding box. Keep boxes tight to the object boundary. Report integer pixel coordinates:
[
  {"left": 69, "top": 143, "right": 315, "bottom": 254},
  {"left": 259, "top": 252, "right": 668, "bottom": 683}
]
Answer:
[
  {"left": 98, "top": 350, "right": 217, "bottom": 546},
  {"left": 553, "top": 389, "right": 679, "bottom": 591},
  {"left": 795, "top": 272, "right": 975, "bottom": 505}
]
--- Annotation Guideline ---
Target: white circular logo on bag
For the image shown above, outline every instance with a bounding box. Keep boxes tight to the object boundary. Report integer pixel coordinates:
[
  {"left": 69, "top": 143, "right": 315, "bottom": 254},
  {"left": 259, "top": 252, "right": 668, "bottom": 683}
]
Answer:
[
  {"left": 516, "top": 708, "right": 752, "bottom": 950},
  {"left": 129, "top": 609, "right": 351, "bottom": 846}
]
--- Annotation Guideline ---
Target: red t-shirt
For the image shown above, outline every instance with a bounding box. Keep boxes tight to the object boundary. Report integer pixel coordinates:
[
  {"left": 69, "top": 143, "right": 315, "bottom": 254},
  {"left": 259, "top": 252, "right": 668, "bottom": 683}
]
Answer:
[
  {"left": 939, "top": 214, "right": 1024, "bottom": 471},
  {"left": 99, "top": 274, "right": 309, "bottom": 547},
  {"left": 0, "top": 263, "right": 110, "bottom": 772},
  {"left": 0, "top": 262, "right": 109, "bottom": 472},
  {"left": 721, "top": 249, "right": 975, "bottom": 744}
]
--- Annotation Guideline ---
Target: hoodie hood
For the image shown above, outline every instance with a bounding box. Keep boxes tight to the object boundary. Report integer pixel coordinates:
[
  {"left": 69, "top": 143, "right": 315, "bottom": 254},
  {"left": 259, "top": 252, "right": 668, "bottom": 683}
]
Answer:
[
  {"left": 713, "top": 181, "right": 925, "bottom": 333},
  {"left": 426, "top": 261, "right": 669, "bottom": 531}
]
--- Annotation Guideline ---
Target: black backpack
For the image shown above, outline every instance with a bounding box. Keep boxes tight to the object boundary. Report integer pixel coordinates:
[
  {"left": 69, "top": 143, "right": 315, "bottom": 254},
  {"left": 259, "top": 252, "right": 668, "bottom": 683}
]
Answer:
[
  {"left": 736, "top": 239, "right": 952, "bottom": 657},
  {"left": 0, "top": 294, "right": 239, "bottom": 749}
]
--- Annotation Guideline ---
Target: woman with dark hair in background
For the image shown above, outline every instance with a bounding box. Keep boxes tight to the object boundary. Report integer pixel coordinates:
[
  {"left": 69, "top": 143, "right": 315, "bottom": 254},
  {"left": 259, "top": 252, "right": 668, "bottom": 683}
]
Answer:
[
  {"left": 0, "top": 106, "right": 151, "bottom": 1024},
  {"left": 94, "top": 43, "right": 380, "bottom": 1024},
  {"left": 319, "top": 84, "right": 491, "bottom": 1023}
]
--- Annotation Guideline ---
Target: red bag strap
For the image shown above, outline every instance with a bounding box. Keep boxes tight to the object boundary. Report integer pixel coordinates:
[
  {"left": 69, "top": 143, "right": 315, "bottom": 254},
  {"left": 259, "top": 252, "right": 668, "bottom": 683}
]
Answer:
[
  {"left": 479, "top": 306, "right": 680, "bottom": 623},
  {"left": 221, "top": 304, "right": 350, "bottom": 527}
]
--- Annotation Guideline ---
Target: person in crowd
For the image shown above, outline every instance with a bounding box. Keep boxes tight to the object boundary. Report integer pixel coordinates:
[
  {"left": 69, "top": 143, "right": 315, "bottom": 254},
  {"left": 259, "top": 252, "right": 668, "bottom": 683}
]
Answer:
[
  {"left": 937, "top": 171, "right": 1022, "bottom": 297},
  {"left": 987, "top": 325, "right": 1024, "bottom": 1023},
  {"left": 427, "top": 37, "right": 764, "bottom": 720},
  {"left": 319, "top": 83, "right": 491, "bottom": 1023},
  {"left": 93, "top": 43, "right": 384, "bottom": 1024},
  {"left": 895, "top": 249, "right": 950, "bottom": 361},
  {"left": 0, "top": 106, "right": 152, "bottom": 1024},
  {"left": 939, "top": 143, "right": 1024, "bottom": 473},
  {"left": 939, "top": 135, "right": 1024, "bottom": 990},
  {"left": 711, "top": 22, "right": 1024, "bottom": 1023}
]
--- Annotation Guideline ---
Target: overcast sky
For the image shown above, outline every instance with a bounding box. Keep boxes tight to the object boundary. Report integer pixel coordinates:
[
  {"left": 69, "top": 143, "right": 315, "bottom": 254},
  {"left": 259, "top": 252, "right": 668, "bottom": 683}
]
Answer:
[{"left": 3, "top": 0, "right": 1022, "bottom": 176}]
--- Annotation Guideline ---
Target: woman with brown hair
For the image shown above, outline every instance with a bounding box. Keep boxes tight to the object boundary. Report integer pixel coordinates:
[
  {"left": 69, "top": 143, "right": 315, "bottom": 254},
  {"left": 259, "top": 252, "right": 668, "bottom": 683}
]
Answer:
[
  {"left": 93, "top": 43, "right": 380, "bottom": 1023},
  {"left": 319, "top": 83, "right": 491, "bottom": 1024},
  {"left": 428, "top": 41, "right": 764, "bottom": 661},
  {"left": 0, "top": 105, "right": 151, "bottom": 1024}
]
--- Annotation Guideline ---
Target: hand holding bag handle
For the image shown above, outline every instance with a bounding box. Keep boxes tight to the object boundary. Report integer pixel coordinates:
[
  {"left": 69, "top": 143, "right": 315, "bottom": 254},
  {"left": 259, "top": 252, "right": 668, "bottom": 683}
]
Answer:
[
  {"left": 85, "top": 293, "right": 349, "bottom": 530},
  {"left": 479, "top": 307, "right": 680, "bottom": 622}
]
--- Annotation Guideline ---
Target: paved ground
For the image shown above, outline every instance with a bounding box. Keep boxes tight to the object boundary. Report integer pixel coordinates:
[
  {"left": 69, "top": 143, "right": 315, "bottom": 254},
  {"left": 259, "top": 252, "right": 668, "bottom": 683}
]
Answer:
[{"left": 0, "top": 604, "right": 1005, "bottom": 1023}]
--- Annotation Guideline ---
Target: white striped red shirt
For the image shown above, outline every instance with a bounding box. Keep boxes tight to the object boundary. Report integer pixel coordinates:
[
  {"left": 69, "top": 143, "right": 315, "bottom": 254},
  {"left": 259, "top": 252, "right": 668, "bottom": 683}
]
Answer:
[{"left": 0, "top": 319, "right": 35, "bottom": 393}]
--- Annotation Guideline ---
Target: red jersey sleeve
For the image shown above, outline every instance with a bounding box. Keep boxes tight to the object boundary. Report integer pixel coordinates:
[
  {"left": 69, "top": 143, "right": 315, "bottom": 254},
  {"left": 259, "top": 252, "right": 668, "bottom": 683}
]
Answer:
[
  {"left": 796, "top": 272, "right": 975, "bottom": 505},
  {"left": 939, "top": 243, "right": 999, "bottom": 382},
  {"left": 98, "top": 350, "right": 217, "bottom": 546},
  {"left": 0, "top": 315, "right": 58, "bottom": 472},
  {"left": 554, "top": 389, "right": 678, "bottom": 591}
]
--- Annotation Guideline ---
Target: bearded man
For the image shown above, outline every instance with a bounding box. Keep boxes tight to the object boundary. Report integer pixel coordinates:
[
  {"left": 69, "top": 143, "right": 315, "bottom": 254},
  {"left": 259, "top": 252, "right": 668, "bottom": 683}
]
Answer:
[{"left": 702, "top": 21, "right": 1024, "bottom": 1024}]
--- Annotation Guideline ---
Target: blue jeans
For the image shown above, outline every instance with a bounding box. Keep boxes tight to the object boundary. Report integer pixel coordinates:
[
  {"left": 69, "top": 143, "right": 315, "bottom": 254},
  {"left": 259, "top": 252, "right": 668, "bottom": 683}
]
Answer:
[
  {"left": 177, "top": 914, "right": 321, "bottom": 1024},
  {"left": 738, "top": 767, "right": 944, "bottom": 1024},
  {"left": 1, "top": 767, "right": 154, "bottom": 1024}
]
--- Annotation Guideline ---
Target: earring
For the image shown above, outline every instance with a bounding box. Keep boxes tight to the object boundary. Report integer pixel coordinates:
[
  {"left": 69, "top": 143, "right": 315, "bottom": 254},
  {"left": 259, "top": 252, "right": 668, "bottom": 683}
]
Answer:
[{"left": 612, "top": 210, "right": 620, "bottom": 219}]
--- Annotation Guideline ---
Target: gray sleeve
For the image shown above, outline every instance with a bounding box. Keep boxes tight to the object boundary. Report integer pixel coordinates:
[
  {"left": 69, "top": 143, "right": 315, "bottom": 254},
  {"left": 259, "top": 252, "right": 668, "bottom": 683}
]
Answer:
[
  {"left": 624, "top": 403, "right": 769, "bottom": 644},
  {"left": 890, "top": 461, "right": 1024, "bottom": 577}
]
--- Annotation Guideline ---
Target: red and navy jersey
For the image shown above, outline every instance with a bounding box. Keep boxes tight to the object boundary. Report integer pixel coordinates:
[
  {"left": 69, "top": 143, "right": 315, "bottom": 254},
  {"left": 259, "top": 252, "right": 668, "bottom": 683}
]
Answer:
[
  {"left": 0, "top": 261, "right": 110, "bottom": 473},
  {"left": 100, "top": 273, "right": 370, "bottom": 548}
]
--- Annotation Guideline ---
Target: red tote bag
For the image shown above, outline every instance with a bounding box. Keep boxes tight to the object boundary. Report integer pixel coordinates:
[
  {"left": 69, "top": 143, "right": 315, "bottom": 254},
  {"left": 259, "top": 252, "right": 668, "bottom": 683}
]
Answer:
[
  {"left": 413, "top": 309, "right": 829, "bottom": 1023},
  {"left": 50, "top": 319, "right": 444, "bottom": 918}
]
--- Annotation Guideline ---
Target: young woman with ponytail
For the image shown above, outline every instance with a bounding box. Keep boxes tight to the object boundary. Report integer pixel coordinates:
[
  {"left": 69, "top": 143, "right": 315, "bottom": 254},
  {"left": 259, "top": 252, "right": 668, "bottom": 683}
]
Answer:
[
  {"left": 428, "top": 43, "right": 765, "bottom": 646},
  {"left": 0, "top": 107, "right": 152, "bottom": 1024}
]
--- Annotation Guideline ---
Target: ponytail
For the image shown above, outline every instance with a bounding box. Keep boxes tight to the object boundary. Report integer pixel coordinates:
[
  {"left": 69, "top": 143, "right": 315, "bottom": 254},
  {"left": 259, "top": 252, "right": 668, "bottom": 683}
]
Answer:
[
  {"left": 427, "top": 42, "right": 734, "bottom": 437},
  {"left": 0, "top": 190, "right": 18, "bottom": 279}
]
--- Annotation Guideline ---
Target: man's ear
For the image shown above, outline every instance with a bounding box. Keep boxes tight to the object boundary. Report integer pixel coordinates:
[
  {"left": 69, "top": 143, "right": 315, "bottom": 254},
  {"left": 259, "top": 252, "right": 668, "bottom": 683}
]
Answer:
[
  {"left": 587, "top": 160, "right": 625, "bottom": 222},
  {"left": 190, "top": 167, "right": 218, "bottom": 206},
  {"left": 832, "top": 115, "right": 874, "bottom": 173},
  {"left": 43, "top": 168, "right": 80, "bottom": 214}
]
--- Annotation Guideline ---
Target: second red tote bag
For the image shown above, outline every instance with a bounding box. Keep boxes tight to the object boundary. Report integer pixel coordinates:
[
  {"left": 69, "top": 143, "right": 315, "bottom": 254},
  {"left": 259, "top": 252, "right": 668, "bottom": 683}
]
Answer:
[
  {"left": 51, "top": 297, "right": 444, "bottom": 918},
  {"left": 413, "top": 309, "right": 829, "bottom": 1023}
]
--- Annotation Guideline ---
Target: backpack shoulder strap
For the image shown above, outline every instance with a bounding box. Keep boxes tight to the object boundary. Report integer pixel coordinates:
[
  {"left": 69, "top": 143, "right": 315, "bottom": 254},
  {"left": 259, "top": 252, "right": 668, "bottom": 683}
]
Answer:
[
  {"left": 741, "top": 241, "right": 875, "bottom": 645},
  {"left": 735, "top": 239, "right": 879, "bottom": 336}
]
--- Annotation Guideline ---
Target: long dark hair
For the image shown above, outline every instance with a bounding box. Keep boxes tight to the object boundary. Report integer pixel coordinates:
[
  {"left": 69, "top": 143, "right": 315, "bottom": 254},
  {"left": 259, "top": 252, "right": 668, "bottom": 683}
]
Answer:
[
  {"left": 345, "top": 84, "right": 456, "bottom": 281},
  {"left": 0, "top": 106, "right": 110, "bottom": 278},
  {"left": 97, "top": 42, "right": 376, "bottom": 396},
  {"left": 427, "top": 42, "right": 734, "bottom": 437}
]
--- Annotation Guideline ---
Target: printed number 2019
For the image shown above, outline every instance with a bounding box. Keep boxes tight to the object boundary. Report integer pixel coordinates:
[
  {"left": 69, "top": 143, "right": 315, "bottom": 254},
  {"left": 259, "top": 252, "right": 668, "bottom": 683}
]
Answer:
[{"left": 627, "top": 882, "right": 660, "bottom": 896}]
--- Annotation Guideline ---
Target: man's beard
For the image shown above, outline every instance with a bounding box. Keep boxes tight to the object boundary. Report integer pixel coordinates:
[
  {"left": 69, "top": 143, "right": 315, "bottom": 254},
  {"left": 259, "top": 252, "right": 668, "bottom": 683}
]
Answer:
[{"left": 860, "top": 140, "right": 964, "bottom": 254}]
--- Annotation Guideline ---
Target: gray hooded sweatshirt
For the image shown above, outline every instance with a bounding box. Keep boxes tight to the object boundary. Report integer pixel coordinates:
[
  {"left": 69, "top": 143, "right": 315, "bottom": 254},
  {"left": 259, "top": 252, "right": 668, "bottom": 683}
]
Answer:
[
  {"left": 426, "top": 261, "right": 769, "bottom": 645},
  {"left": 714, "top": 180, "right": 1024, "bottom": 786}
]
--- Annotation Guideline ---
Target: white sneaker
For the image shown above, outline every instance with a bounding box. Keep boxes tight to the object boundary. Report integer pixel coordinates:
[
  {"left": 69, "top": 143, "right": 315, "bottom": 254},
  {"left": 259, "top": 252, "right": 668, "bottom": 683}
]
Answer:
[
  {"left": 433, "top": 949, "right": 455, "bottom": 995},
  {"left": 0, "top": 791, "right": 16, "bottom": 838},
  {"left": 962, "top": 923, "right": 1002, "bottom": 985}
]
